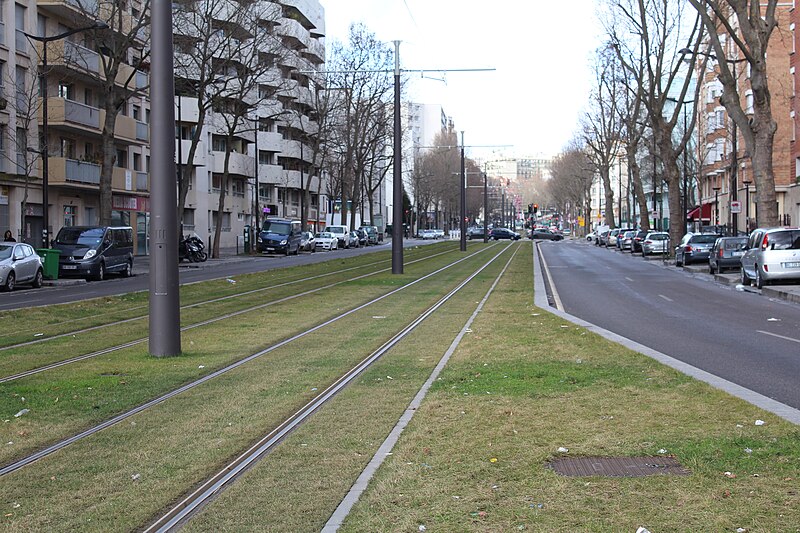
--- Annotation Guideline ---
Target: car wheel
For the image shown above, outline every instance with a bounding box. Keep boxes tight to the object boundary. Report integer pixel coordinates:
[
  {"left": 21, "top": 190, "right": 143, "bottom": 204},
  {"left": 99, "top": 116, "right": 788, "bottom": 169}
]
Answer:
[
  {"left": 94, "top": 262, "right": 105, "bottom": 281},
  {"left": 122, "top": 260, "right": 133, "bottom": 277},
  {"left": 3, "top": 271, "right": 15, "bottom": 291},
  {"left": 709, "top": 263, "right": 716, "bottom": 275},
  {"left": 32, "top": 268, "right": 43, "bottom": 288},
  {"left": 675, "top": 255, "right": 683, "bottom": 267},
  {"left": 741, "top": 267, "right": 751, "bottom": 286},
  {"left": 755, "top": 268, "right": 766, "bottom": 289}
]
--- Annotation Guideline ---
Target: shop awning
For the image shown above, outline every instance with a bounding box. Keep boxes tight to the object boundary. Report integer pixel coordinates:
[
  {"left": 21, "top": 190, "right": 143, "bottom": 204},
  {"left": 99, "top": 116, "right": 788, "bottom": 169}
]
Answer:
[{"left": 687, "top": 203, "right": 712, "bottom": 221}]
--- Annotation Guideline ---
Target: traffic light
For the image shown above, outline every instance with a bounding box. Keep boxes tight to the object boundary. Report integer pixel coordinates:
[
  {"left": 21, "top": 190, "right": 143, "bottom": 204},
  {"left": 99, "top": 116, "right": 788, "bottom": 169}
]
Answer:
[
  {"left": 528, "top": 203, "right": 533, "bottom": 214},
  {"left": 533, "top": 203, "right": 539, "bottom": 214}
]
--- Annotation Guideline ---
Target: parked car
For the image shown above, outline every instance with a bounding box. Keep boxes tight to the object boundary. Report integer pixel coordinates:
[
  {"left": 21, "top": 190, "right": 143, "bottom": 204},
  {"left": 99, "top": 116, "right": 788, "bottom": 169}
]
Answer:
[
  {"left": 432, "top": 228, "right": 445, "bottom": 239},
  {"left": 346, "top": 231, "right": 361, "bottom": 248},
  {"left": 467, "top": 226, "right": 487, "bottom": 240},
  {"left": 674, "top": 232, "right": 722, "bottom": 266},
  {"left": 590, "top": 225, "right": 610, "bottom": 244},
  {"left": 619, "top": 230, "right": 636, "bottom": 251},
  {"left": 323, "top": 225, "right": 350, "bottom": 248},
  {"left": 257, "top": 218, "right": 302, "bottom": 256},
  {"left": 299, "top": 231, "right": 316, "bottom": 252},
  {"left": 419, "top": 229, "right": 437, "bottom": 240},
  {"left": 314, "top": 232, "right": 339, "bottom": 251},
  {"left": 491, "top": 228, "right": 521, "bottom": 240},
  {"left": 358, "top": 226, "right": 379, "bottom": 245},
  {"left": 606, "top": 229, "right": 621, "bottom": 247},
  {"left": 630, "top": 230, "right": 649, "bottom": 254},
  {"left": 740, "top": 227, "right": 800, "bottom": 288},
  {"left": 355, "top": 228, "right": 368, "bottom": 247},
  {"left": 53, "top": 225, "right": 134, "bottom": 280},
  {"left": 529, "top": 227, "right": 562, "bottom": 241},
  {"left": 597, "top": 230, "right": 611, "bottom": 246},
  {"left": 0, "top": 242, "right": 43, "bottom": 291},
  {"left": 641, "top": 232, "right": 670, "bottom": 256},
  {"left": 708, "top": 236, "right": 748, "bottom": 274}
]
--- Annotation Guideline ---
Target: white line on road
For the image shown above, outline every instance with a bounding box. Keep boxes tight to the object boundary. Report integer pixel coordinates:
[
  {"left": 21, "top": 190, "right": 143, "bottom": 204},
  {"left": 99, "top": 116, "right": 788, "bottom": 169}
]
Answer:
[
  {"left": 658, "top": 294, "right": 673, "bottom": 302},
  {"left": 538, "top": 244, "right": 564, "bottom": 311},
  {"left": 625, "top": 277, "right": 634, "bottom": 282},
  {"left": 758, "top": 330, "right": 800, "bottom": 345}
]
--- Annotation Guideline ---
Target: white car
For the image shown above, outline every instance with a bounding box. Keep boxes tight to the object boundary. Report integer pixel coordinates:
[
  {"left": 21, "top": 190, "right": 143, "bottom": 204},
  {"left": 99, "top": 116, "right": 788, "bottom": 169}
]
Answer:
[
  {"left": 419, "top": 229, "right": 437, "bottom": 240},
  {"left": 0, "top": 242, "right": 44, "bottom": 291},
  {"left": 314, "top": 232, "right": 339, "bottom": 251}
]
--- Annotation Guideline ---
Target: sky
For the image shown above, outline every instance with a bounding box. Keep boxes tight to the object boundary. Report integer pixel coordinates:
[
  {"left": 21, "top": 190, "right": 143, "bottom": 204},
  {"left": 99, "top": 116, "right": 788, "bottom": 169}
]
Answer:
[{"left": 322, "top": 0, "right": 605, "bottom": 161}]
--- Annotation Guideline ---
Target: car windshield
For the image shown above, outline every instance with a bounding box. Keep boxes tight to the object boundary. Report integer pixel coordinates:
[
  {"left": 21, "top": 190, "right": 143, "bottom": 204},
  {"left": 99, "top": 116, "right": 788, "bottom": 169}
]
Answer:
[
  {"left": 0, "top": 244, "right": 13, "bottom": 260},
  {"left": 768, "top": 230, "right": 800, "bottom": 250},
  {"left": 692, "top": 235, "right": 720, "bottom": 244},
  {"left": 262, "top": 221, "right": 291, "bottom": 234},
  {"left": 316, "top": 232, "right": 332, "bottom": 238},
  {"left": 723, "top": 238, "right": 747, "bottom": 249},
  {"left": 55, "top": 227, "right": 105, "bottom": 246}
]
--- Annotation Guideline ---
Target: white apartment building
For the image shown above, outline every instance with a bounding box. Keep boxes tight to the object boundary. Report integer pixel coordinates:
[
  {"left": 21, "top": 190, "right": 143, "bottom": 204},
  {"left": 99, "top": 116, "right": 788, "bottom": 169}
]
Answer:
[{"left": 0, "top": 0, "right": 327, "bottom": 252}]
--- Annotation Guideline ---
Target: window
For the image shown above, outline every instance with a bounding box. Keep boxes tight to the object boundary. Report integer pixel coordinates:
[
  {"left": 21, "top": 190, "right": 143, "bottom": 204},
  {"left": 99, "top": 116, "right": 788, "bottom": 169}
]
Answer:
[
  {"left": 212, "top": 135, "right": 227, "bottom": 152},
  {"left": 258, "top": 150, "right": 272, "bottom": 165},
  {"left": 60, "top": 137, "right": 76, "bottom": 159},
  {"left": 132, "top": 104, "right": 141, "bottom": 121},
  {"left": 258, "top": 117, "right": 273, "bottom": 132},
  {"left": 182, "top": 208, "right": 195, "bottom": 231},
  {"left": 211, "top": 174, "right": 222, "bottom": 192},
  {"left": 715, "top": 108, "right": 725, "bottom": 130},
  {"left": 133, "top": 152, "right": 141, "bottom": 171},
  {"left": 84, "top": 87, "right": 94, "bottom": 106},
  {"left": 63, "top": 205, "right": 76, "bottom": 227},
  {"left": 116, "top": 148, "right": 127, "bottom": 168},
  {"left": 84, "top": 206, "right": 96, "bottom": 225},
  {"left": 745, "top": 91, "right": 754, "bottom": 114},
  {"left": 58, "top": 82, "right": 74, "bottom": 100},
  {"left": 258, "top": 183, "right": 271, "bottom": 200},
  {"left": 232, "top": 178, "right": 245, "bottom": 197}
]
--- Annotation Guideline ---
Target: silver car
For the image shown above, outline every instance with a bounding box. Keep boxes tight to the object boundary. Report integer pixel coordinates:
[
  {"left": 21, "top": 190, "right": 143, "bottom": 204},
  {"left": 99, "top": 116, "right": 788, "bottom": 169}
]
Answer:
[
  {"left": 0, "top": 242, "right": 44, "bottom": 291},
  {"left": 740, "top": 227, "right": 800, "bottom": 289},
  {"left": 641, "top": 232, "right": 670, "bottom": 256}
]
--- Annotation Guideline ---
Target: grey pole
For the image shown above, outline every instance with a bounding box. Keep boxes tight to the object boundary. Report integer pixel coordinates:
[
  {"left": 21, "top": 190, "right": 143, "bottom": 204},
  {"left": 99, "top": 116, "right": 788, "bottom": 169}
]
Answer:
[
  {"left": 483, "top": 170, "right": 488, "bottom": 243},
  {"left": 459, "top": 131, "right": 466, "bottom": 251},
  {"left": 391, "top": 40, "right": 403, "bottom": 274},
  {"left": 149, "top": 0, "right": 181, "bottom": 356}
]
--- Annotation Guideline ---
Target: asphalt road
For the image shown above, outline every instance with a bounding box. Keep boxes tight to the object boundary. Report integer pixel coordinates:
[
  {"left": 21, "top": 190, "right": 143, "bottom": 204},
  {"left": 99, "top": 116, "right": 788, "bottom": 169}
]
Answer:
[
  {"left": 539, "top": 239, "right": 800, "bottom": 410},
  {"left": 0, "top": 239, "right": 439, "bottom": 311}
]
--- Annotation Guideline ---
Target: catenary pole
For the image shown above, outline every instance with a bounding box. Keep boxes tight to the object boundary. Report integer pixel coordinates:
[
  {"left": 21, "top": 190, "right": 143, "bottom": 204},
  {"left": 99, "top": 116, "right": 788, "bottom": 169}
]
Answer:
[
  {"left": 459, "top": 131, "right": 466, "bottom": 251},
  {"left": 149, "top": 0, "right": 181, "bottom": 356},
  {"left": 392, "top": 40, "right": 403, "bottom": 274}
]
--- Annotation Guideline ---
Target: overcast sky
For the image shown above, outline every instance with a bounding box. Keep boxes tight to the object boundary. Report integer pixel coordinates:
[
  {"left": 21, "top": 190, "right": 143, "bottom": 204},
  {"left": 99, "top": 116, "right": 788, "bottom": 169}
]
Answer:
[{"left": 322, "top": 0, "right": 605, "bottom": 160}]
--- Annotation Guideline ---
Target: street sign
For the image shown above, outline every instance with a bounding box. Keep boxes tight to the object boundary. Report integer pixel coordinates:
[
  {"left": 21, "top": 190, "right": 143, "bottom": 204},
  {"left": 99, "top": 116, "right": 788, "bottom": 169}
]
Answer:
[{"left": 730, "top": 200, "right": 741, "bottom": 214}]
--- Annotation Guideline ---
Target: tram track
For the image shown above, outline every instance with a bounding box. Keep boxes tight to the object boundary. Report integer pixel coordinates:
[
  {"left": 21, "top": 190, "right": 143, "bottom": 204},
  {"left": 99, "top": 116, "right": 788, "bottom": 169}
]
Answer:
[
  {"left": 0, "top": 243, "right": 502, "bottom": 479},
  {"left": 146, "top": 243, "right": 519, "bottom": 532},
  {"left": 0, "top": 245, "right": 457, "bottom": 353},
  {"left": 0, "top": 245, "right": 461, "bottom": 384}
]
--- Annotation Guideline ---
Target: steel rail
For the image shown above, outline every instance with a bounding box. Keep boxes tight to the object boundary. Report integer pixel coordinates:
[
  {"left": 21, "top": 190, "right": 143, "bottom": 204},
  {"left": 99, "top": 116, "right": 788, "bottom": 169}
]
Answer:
[
  {"left": 0, "top": 244, "right": 498, "bottom": 478},
  {"left": 0, "top": 245, "right": 458, "bottom": 352},
  {"left": 144, "top": 243, "right": 516, "bottom": 533},
  {"left": 0, "top": 247, "right": 460, "bottom": 384}
]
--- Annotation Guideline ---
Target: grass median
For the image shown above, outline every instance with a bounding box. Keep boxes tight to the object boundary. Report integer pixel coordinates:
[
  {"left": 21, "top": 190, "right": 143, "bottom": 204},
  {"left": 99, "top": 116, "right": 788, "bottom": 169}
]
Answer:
[{"left": 338, "top": 243, "right": 800, "bottom": 532}]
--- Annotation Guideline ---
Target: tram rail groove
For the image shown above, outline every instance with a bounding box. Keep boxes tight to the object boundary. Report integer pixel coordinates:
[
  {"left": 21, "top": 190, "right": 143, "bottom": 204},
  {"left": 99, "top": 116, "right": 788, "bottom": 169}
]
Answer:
[
  {"left": 0, "top": 247, "right": 461, "bottom": 384},
  {"left": 0, "top": 244, "right": 501, "bottom": 478},
  {"left": 0, "top": 245, "right": 458, "bottom": 353},
  {"left": 144, "top": 243, "right": 515, "bottom": 533}
]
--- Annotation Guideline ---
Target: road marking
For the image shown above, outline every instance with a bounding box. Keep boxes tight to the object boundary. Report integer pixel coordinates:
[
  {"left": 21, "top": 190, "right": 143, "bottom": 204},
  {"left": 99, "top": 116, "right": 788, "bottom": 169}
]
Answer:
[
  {"left": 658, "top": 294, "right": 673, "bottom": 302},
  {"left": 758, "top": 330, "right": 800, "bottom": 345},
  {"left": 537, "top": 244, "right": 564, "bottom": 312},
  {"left": 625, "top": 277, "right": 634, "bottom": 282}
]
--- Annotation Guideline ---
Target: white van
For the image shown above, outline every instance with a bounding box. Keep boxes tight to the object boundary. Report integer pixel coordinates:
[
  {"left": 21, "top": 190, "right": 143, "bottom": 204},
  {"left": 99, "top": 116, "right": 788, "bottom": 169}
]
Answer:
[{"left": 324, "top": 225, "right": 350, "bottom": 247}]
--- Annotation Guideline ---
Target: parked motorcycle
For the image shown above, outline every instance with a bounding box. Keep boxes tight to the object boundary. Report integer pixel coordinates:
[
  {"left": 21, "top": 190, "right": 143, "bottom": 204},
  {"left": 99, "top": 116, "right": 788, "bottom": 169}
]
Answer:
[{"left": 179, "top": 234, "right": 208, "bottom": 263}]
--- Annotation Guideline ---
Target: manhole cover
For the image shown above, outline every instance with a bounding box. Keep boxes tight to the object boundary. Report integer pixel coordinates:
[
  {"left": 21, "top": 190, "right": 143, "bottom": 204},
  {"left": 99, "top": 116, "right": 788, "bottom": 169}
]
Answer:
[{"left": 547, "top": 456, "right": 691, "bottom": 477}]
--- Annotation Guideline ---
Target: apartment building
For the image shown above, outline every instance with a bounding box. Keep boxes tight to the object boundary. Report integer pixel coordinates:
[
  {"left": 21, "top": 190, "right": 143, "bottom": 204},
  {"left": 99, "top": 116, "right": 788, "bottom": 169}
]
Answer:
[
  {"left": 0, "top": 0, "right": 150, "bottom": 250},
  {"left": 696, "top": 5, "right": 793, "bottom": 234}
]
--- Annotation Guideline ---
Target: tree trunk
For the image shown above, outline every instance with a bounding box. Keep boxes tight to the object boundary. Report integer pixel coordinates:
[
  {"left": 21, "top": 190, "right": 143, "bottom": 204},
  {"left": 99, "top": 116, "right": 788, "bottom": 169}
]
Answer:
[
  {"left": 601, "top": 165, "right": 617, "bottom": 228},
  {"left": 99, "top": 109, "right": 118, "bottom": 225},
  {"left": 751, "top": 112, "right": 779, "bottom": 227},
  {"left": 213, "top": 150, "right": 232, "bottom": 259},
  {"left": 628, "top": 144, "right": 650, "bottom": 231}
]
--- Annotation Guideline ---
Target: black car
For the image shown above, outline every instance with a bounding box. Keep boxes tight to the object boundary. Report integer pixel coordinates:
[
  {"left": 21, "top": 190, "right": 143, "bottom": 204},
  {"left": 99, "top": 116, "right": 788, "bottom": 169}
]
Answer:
[
  {"left": 529, "top": 228, "right": 563, "bottom": 241},
  {"left": 490, "top": 228, "right": 521, "bottom": 240},
  {"left": 257, "top": 218, "right": 302, "bottom": 255},
  {"left": 53, "top": 225, "right": 134, "bottom": 280},
  {"left": 708, "top": 236, "right": 748, "bottom": 274},
  {"left": 630, "top": 229, "right": 649, "bottom": 253},
  {"left": 675, "top": 233, "right": 722, "bottom": 266}
]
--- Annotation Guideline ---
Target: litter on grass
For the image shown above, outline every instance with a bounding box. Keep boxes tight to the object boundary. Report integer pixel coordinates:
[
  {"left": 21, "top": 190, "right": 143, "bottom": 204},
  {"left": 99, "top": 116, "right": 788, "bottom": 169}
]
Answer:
[
  {"left": 13, "top": 409, "right": 29, "bottom": 418},
  {"left": 755, "top": 419, "right": 765, "bottom": 426},
  {"left": 557, "top": 447, "right": 569, "bottom": 453}
]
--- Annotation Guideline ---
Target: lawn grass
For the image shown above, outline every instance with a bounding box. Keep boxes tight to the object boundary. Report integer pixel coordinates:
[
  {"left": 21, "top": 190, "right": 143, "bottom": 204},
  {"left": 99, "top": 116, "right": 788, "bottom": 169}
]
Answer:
[{"left": 0, "top": 242, "right": 505, "bottom": 531}]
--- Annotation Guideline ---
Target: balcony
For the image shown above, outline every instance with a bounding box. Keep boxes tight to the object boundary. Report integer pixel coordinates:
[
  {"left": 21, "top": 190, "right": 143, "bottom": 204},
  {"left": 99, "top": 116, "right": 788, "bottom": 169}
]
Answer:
[
  {"left": 211, "top": 150, "right": 254, "bottom": 177},
  {"left": 176, "top": 139, "right": 207, "bottom": 166},
  {"left": 44, "top": 97, "right": 142, "bottom": 144},
  {"left": 36, "top": 0, "right": 100, "bottom": 25},
  {"left": 257, "top": 131, "right": 283, "bottom": 152},
  {"left": 136, "top": 171, "right": 148, "bottom": 191},
  {"left": 49, "top": 157, "right": 100, "bottom": 185},
  {"left": 257, "top": 164, "right": 284, "bottom": 183},
  {"left": 36, "top": 40, "right": 147, "bottom": 91}
]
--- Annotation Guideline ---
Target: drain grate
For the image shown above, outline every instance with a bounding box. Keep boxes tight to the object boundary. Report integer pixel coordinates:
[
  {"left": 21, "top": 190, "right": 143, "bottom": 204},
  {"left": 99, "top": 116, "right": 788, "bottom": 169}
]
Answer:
[{"left": 547, "top": 456, "right": 691, "bottom": 477}]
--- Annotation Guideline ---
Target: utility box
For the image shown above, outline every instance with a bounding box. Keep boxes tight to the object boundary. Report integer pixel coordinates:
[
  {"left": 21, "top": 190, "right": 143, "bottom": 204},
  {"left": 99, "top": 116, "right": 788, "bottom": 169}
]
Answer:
[
  {"left": 243, "top": 225, "right": 251, "bottom": 253},
  {"left": 36, "top": 248, "right": 61, "bottom": 280}
]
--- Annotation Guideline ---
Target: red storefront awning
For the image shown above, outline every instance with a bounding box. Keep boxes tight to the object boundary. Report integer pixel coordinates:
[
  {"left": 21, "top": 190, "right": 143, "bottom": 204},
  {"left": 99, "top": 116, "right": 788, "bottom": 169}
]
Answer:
[{"left": 687, "top": 203, "right": 712, "bottom": 221}]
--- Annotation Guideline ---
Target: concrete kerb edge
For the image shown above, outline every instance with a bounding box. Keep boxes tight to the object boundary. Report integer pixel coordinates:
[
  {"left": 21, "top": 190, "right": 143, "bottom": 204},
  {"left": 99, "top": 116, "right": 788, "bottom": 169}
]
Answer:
[{"left": 531, "top": 243, "right": 800, "bottom": 426}]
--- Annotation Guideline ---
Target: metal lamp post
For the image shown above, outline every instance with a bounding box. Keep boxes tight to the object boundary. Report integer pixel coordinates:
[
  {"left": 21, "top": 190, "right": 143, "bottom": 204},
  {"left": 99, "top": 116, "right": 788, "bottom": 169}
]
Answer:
[
  {"left": 23, "top": 21, "right": 108, "bottom": 248},
  {"left": 742, "top": 178, "right": 752, "bottom": 232},
  {"left": 713, "top": 185, "right": 721, "bottom": 226}
]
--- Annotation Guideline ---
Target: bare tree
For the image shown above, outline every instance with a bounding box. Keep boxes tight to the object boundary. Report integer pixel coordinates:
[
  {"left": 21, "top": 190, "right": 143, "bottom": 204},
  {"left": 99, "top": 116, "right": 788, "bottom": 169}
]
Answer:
[
  {"left": 548, "top": 139, "right": 594, "bottom": 237},
  {"left": 609, "top": 0, "right": 705, "bottom": 249},
  {"left": 687, "top": 0, "right": 783, "bottom": 227}
]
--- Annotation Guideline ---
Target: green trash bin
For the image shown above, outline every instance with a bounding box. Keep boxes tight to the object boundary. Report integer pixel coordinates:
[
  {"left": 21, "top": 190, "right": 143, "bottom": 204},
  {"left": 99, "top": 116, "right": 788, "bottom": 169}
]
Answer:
[{"left": 36, "top": 249, "right": 61, "bottom": 280}]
